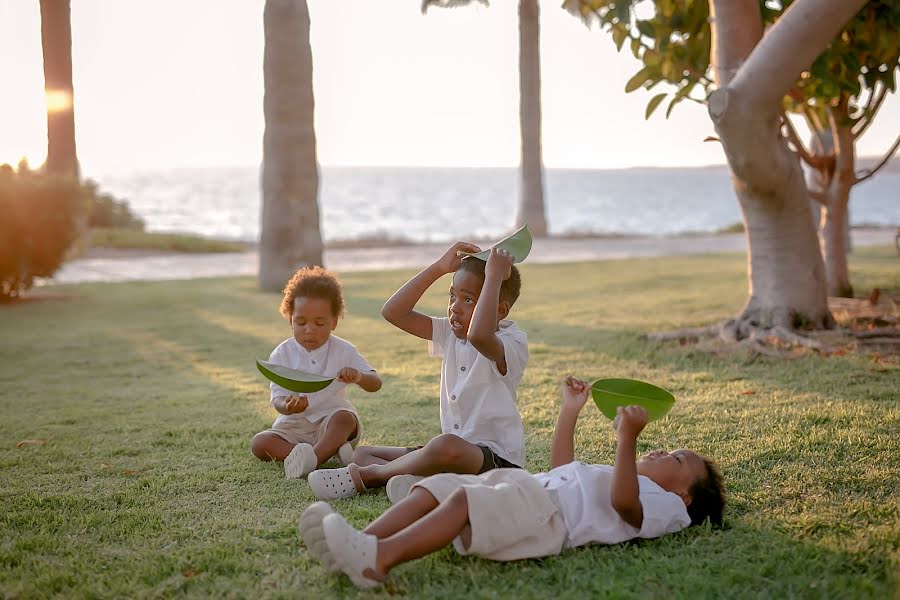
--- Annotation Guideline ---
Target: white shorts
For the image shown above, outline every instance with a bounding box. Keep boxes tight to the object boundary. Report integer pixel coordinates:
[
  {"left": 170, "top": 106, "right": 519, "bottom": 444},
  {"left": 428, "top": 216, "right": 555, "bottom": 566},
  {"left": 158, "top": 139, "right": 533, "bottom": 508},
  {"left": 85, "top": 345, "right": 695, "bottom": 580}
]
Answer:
[
  {"left": 413, "top": 469, "right": 568, "bottom": 562},
  {"left": 263, "top": 410, "right": 362, "bottom": 447}
]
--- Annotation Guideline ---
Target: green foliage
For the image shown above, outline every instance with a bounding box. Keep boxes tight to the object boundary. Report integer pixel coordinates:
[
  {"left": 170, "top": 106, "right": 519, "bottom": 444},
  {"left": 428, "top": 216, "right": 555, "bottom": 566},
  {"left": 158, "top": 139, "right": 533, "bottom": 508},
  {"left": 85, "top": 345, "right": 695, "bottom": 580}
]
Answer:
[
  {"left": 85, "top": 181, "right": 144, "bottom": 231},
  {"left": 565, "top": 0, "right": 900, "bottom": 124},
  {"left": 0, "top": 162, "right": 87, "bottom": 300}
]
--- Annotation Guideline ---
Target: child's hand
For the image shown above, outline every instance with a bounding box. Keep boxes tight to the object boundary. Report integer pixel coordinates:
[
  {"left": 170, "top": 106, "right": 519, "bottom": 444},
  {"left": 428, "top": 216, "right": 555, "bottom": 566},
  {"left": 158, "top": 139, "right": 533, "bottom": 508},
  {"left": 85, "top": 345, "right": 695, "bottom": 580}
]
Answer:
[
  {"left": 485, "top": 248, "right": 514, "bottom": 281},
  {"left": 561, "top": 375, "right": 591, "bottom": 411},
  {"left": 337, "top": 367, "right": 361, "bottom": 385},
  {"left": 613, "top": 405, "right": 648, "bottom": 440},
  {"left": 284, "top": 395, "right": 309, "bottom": 414},
  {"left": 435, "top": 242, "right": 481, "bottom": 274}
]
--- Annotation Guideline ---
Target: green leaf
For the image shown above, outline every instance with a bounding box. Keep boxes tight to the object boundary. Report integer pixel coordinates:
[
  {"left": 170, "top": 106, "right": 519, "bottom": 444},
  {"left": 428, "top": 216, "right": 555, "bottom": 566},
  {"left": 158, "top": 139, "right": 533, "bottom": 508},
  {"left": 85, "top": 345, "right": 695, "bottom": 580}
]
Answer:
[
  {"left": 625, "top": 68, "right": 652, "bottom": 93},
  {"left": 637, "top": 20, "right": 655, "bottom": 38},
  {"left": 612, "top": 27, "right": 627, "bottom": 51},
  {"left": 457, "top": 224, "right": 533, "bottom": 264},
  {"left": 645, "top": 93, "right": 667, "bottom": 119},
  {"left": 591, "top": 378, "right": 675, "bottom": 422},
  {"left": 256, "top": 359, "right": 334, "bottom": 393},
  {"left": 631, "top": 37, "right": 642, "bottom": 59}
]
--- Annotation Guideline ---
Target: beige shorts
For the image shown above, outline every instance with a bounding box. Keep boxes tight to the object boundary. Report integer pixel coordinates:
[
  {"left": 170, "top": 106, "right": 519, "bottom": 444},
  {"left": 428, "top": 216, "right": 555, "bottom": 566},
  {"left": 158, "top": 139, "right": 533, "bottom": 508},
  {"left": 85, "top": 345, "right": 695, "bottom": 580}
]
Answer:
[
  {"left": 264, "top": 410, "right": 362, "bottom": 447},
  {"left": 412, "top": 469, "right": 567, "bottom": 562}
]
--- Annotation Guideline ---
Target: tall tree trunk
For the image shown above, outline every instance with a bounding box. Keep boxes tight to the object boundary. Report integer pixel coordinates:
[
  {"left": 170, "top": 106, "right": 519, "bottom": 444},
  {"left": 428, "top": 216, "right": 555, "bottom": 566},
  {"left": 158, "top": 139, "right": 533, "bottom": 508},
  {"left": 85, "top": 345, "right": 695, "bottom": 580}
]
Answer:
[
  {"left": 39, "top": 0, "right": 78, "bottom": 180},
  {"left": 706, "top": 0, "right": 864, "bottom": 338},
  {"left": 259, "top": 0, "right": 323, "bottom": 292},
  {"left": 809, "top": 120, "right": 855, "bottom": 298},
  {"left": 516, "top": 0, "right": 547, "bottom": 237}
]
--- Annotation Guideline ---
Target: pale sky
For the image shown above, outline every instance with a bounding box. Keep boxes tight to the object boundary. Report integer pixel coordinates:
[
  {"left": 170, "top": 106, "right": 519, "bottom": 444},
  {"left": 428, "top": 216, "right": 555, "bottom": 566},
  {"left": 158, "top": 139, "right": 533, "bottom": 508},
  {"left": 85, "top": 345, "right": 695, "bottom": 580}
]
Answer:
[{"left": 2, "top": 0, "right": 898, "bottom": 175}]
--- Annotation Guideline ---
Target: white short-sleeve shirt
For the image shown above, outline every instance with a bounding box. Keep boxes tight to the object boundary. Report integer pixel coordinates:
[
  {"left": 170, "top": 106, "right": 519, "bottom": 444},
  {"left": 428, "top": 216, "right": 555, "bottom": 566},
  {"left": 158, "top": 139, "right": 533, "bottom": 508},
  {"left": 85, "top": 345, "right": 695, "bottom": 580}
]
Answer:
[
  {"left": 267, "top": 334, "right": 375, "bottom": 427},
  {"left": 428, "top": 317, "right": 529, "bottom": 467},
  {"left": 533, "top": 462, "right": 691, "bottom": 548}
]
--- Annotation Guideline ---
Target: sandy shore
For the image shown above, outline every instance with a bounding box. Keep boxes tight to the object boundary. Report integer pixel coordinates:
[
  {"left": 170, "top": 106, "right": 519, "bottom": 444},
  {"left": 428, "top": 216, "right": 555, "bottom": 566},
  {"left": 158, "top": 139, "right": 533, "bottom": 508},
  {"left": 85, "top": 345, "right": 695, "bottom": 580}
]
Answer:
[{"left": 45, "top": 228, "right": 897, "bottom": 285}]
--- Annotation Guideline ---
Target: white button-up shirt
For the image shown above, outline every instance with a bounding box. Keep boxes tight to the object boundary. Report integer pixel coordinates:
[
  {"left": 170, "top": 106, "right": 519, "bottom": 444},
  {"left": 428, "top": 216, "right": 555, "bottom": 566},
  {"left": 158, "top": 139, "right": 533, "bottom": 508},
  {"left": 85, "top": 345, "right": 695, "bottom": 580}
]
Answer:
[
  {"left": 534, "top": 462, "right": 691, "bottom": 548},
  {"left": 428, "top": 317, "right": 529, "bottom": 467},
  {"left": 268, "top": 334, "right": 375, "bottom": 426}
]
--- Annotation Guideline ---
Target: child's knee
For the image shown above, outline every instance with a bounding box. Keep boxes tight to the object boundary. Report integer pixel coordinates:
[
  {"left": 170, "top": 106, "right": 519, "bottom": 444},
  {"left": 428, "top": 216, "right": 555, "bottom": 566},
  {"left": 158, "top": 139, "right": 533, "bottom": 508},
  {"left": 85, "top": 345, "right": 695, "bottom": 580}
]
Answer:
[
  {"left": 330, "top": 410, "right": 357, "bottom": 429},
  {"left": 250, "top": 433, "right": 274, "bottom": 461},
  {"left": 425, "top": 433, "right": 471, "bottom": 464},
  {"left": 352, "top": 445, "right": 374, "bottom": 464}
]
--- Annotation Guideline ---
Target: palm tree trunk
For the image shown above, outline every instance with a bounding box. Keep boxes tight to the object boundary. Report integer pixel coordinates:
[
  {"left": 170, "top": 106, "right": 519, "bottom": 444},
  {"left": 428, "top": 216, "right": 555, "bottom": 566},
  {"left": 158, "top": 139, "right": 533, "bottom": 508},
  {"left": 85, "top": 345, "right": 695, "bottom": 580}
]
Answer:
[
  {"left": 707, "top": 0, "right": 864, "bottom": 338},
  {"left": 39, "top": 0, "right": 78, "bottom": 180},
  {"left": 516, "top": 0, "right": 547, "bottom": 237},
  {"left": 259, "top": 0, "right": 323, "bottom": 292}
]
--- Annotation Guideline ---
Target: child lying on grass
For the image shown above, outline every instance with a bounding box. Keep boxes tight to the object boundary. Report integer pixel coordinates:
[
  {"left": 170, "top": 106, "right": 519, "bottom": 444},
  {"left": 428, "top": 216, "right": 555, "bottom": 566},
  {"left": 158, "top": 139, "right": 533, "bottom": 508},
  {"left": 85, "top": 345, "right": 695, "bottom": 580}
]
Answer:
[{"left": 299, "top": 376, "right": 725, "bottom": 588}]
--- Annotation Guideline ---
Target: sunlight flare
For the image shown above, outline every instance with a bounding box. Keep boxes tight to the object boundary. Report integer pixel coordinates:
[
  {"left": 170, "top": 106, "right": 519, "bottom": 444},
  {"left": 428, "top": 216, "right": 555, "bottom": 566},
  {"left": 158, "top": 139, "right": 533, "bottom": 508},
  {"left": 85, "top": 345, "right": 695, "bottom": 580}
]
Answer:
[{"left": 44, "top": 88, "right": 72, "bottom": 113}]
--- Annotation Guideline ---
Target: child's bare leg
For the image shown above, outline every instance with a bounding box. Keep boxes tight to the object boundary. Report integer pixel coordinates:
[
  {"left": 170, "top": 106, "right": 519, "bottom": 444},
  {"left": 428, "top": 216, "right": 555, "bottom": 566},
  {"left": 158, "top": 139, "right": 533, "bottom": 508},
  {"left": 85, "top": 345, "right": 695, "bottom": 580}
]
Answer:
[
  {"left": 250, "top": 433, "right": 294, "bottom": 461},
  {"left": 354, "top": 434, "right": 483, "bottom": 489},
  {"left": 363, "top": 486, "right": 439, "bottom": 538},
  {"left": 312, "top": 410, "right": 358, "bottom": 465},
  {"left": 372, "top": 487, "right": 471, "bottom": 578},
  {"left": 352, "top": 445, "right": 412, "bottom": 467}
]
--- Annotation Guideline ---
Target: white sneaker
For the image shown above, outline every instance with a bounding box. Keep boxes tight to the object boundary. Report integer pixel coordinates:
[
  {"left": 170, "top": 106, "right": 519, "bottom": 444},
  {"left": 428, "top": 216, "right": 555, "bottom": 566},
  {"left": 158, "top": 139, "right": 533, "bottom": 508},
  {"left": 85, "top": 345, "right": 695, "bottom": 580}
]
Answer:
[
  {"left": 299, "top": 501, "right": 339, "bottom": 571},
  {"left": 322, "top": 513, "right": 382, "bottom": 589},
  {"left": 385, "top": 475, "right": 425, "bottom": 504},
  {"left": 308, "top": 466, "right": 361, "bottom": 500},
  {"left": 333, "top": 442, "right": 354, "bottom": 467},
  {"left": 284, "top": 443, "right": 318, "bottom": 479}
]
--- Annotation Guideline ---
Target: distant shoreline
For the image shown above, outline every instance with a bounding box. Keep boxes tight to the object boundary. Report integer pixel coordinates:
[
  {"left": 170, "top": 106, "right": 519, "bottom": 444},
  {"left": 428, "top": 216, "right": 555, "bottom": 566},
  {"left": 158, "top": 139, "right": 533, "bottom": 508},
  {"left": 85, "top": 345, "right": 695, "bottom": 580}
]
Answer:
[{"left": 84, "top": 225, "right": 899, "bottom": 260}]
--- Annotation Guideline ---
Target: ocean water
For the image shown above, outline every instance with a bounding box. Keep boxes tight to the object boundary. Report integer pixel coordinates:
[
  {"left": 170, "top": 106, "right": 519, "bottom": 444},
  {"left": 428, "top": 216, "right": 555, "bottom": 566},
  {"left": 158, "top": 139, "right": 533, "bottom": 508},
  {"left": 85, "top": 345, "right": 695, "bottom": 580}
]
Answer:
[{"left": 95, "top": 166, "right": 900, "bottom": 243}]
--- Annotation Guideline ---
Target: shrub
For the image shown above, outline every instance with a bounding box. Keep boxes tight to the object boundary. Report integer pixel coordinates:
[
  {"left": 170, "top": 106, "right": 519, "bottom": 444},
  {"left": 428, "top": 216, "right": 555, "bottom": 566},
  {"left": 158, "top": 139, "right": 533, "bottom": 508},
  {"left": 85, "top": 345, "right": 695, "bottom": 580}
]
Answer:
[
  {"left": 0, "top": 163, "right": 88, "bottom": 300},
  {"left": 85, "top": 180, "right": 144, "bottom": 231}
]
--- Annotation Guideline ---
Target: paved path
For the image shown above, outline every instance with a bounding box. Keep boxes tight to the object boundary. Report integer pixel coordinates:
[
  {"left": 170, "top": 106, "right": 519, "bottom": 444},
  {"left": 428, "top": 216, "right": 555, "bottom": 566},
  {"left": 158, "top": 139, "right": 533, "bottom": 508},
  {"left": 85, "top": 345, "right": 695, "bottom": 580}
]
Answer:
[{"left": 46, "top": 228, "right": 897, "bottom": 284}]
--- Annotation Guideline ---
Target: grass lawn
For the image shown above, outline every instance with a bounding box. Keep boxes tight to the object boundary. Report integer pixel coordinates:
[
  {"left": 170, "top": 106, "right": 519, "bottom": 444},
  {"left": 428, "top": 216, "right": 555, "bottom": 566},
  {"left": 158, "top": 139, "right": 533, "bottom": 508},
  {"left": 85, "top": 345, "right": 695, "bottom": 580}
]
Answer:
[{"left": 1, "top": 247, "right": 897, "bottom": 599}]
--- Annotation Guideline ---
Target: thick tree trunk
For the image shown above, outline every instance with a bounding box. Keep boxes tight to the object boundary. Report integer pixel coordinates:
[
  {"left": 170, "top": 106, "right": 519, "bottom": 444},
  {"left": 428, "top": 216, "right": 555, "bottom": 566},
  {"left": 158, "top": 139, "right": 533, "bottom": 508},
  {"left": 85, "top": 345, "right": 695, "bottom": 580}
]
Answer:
[
  {"left": 259, "top": 0, "right": 323, "bottom": 292},
  {"left": 516, "top": 0, "right": 547, "bottom": 237},
  {"left": 706, "top": 0, "right": 864, "bottom": 337},
  {"left": 39, "top": 0, "right": 78, "bottom": 180}
]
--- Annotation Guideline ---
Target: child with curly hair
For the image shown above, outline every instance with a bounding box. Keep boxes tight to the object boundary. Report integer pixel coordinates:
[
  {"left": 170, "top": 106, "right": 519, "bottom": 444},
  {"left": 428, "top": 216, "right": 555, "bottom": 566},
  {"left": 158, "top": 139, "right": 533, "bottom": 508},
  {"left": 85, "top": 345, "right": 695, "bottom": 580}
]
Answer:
[{"left": 251, "top": 266, "right": 382, "bottom": 479}]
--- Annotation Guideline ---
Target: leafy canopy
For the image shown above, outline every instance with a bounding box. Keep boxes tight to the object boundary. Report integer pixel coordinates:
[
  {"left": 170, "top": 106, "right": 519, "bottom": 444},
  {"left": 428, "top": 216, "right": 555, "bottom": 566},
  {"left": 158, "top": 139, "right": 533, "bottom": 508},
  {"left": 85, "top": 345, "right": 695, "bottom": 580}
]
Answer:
[{"left": 563, "top": 0, "right": 900, "bottom": 122}]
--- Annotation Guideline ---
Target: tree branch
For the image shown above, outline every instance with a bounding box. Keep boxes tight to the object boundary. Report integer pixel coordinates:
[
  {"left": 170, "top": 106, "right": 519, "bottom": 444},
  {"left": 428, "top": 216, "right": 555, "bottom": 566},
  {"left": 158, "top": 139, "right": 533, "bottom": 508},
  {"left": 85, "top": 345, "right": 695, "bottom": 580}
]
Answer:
[
  {"left": 852, "top": 84, "right": 887, "bottom": 141},
  {"left": 854, "top": 134, "right": 900, "bottom": 185},
  {"left": 728, "top": 0, "right": 867, "bottom": 113},
  {"left": 781, "top": 111, "right": 821, "bottom": 169},
  {"left": 808, "top": 189, "right": 827, "bottom": 205},
  {"left": 803, "top": 104, "right": 824, "bottom": 133}
]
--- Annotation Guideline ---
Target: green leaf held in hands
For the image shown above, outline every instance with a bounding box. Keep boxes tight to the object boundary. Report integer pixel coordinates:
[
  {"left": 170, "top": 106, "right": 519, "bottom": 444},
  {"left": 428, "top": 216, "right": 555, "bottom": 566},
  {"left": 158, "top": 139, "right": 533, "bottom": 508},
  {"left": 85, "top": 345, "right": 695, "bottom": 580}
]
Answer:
[
  {"left": 255, "top": 359, "right": 334, "bottom": 393},
  {"left": 456, "top": 224, "right": 533, "bottom": 264},
  {"left": 591, "top": 378, "right": 675, "bottom": 422}
]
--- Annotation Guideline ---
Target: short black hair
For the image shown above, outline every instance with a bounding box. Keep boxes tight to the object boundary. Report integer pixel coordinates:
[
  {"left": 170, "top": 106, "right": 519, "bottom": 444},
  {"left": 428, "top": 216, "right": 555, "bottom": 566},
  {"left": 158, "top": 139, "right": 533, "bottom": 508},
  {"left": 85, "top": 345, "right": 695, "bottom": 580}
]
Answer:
[
  {"left": 458, "top": 256, "right": 522, "bottom": 306},
  {"left": 687, "top": 458, "right": 726, "bottom": 527}
]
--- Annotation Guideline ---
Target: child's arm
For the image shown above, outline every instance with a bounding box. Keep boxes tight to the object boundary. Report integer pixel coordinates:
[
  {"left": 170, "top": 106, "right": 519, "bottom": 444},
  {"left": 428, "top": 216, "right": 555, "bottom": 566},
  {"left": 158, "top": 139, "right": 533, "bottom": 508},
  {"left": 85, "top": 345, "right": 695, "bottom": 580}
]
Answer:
[
  {"left": 611, "top": 405, "right": 649, "bottom": 529},
  {"left": 550, "top": 376, "right": 591, "bottom": 468},
  {"left": 467, "top": 248, "right": 514, "bottom": 373},
  {"left": 381, "top": 242, "right": 481, "bottom": 340},
  {"left": 337, "top": 368, "right": 383, "bottom": 392}
]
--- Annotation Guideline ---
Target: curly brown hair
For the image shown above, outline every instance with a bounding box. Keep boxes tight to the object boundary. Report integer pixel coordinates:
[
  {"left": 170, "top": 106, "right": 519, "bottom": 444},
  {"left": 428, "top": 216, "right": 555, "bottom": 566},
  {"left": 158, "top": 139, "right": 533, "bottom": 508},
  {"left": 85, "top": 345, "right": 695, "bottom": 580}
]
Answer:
[{"left": 279, "top": 266, "right": 345, "bottom": 320}]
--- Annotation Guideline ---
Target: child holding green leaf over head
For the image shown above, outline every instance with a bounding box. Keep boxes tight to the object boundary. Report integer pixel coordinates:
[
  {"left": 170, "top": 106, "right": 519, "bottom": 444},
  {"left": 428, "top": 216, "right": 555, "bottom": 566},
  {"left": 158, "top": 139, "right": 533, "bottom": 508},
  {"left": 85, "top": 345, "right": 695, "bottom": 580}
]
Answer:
[
  {"left": 307, "top": 238, "right": 528, "bottom": 501},
  {"left": 299, "top": 376, "right": 725, "bottom": 589},
  {"left": 251, "top": 266, "right": 382, "bottom": 479}
]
